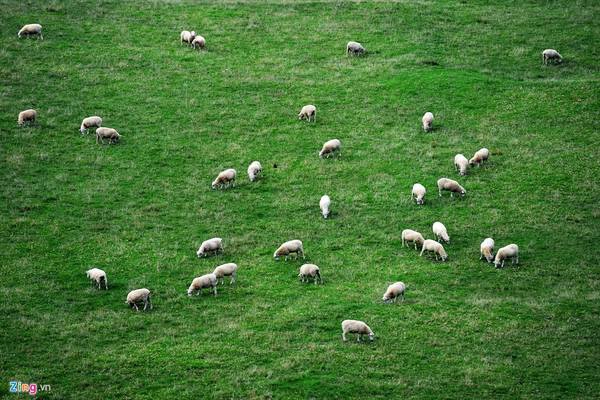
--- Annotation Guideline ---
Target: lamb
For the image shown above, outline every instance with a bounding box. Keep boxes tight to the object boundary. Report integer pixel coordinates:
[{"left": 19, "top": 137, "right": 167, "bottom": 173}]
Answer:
[
  {"left": 192, "top": 35, "right": 206, "bottom": 50},
  {"left": 494, "top": 244, "right": 519, "bottom": 268},
  {"left": 319, "top": 139, "right": 341, "bottom": 158},
  {"left": 382, "top": 282, "right": 406, "bottom": 303},
  {"left": 299, "top": 263, "right": 322, "bottom": 284},
  {"left": 187, "top": 273, "right": 218, "bottom": 296},
  {"left": 196, "top": 237, "right": 223, "bottom": 257},
  {"left": 422, "top": 112, "right": 434, "bottom": 132},
  {"left": 420, "top": 239, "right": 448, "bottom": 261},
  {"left": 432, "top": 222, "right": 450, "bottom": 243},
  {"left": 85, "top": 268, "right": 108, "bottom": 289},
  {"left": 80, "top": 116, "right": 102, "bottom": 134},
  {"left": 341, "top": 320, "right": 374, "bottom": 342},
  {"left": 454, "top": 154, "right": 469, "bottom": 176},
  {"left": 542, "top": 49, "right": 562, "bottom": 65},
  {"left": 95, "top": 127, "right": 120, "bottom": 144},
  {"left": 411, "top": 183, "right": 426, "bottom": 205},
  {"left": 211, "top": 169, "right": 236, "bottom": 189},
  {"left": 298, "top": 105, "right": 316, "bottom": 122},
  {"left": 480, "top": 238, "right": 495, "bottom": 263},
  {"left": 17, "top": 109, "right": 37, "bottom": 126},
  {"left": 437, "top": 178, "right": 466, "bottom": 197},
  {"left": 469, "top": 148, "right": 489, "bottom": 167},
  {"left": 247, "top": 161, "right": 262, "bottom": 182},
  {"left": 180, "top": 30, "right": 196, "bottom": 45},
  {"left": 213, "top": 263, "right": 238, "bottom": 285},
  {"left": 126, "top": 288, "right": 152, "bottom": 311},
  {"left": 320, "top": 195, "right": 331, "bottom": 218},
  {"left": 401, "top": 229, "right": 424, "bottom": 250},
  {"left": 346, "top": 41, "right": 365, "bottom": 55},
  {"left": 273, "top": 240, "right": 304, "bottom": 260},
  {"left": 18, "top": 24, "right": 43, "bottom": 40}
]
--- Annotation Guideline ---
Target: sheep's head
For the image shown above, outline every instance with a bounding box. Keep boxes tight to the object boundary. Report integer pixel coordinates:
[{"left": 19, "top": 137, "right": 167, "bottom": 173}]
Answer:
[
  {"left": 486, "top": 253, "right": 494, "bottom": 263},
  {"left": 368, "top": 332, "right": 375, "bottom": 341},
  {"left": 187, "top": 287, "right": 194, "bottom": 296},
  {"left": 416, "top": 197, "right": 424, "bottom": 205},
  {"left": 196, "top": 248, "right": 203, "bottom": 257},
  {"left": 460, "top": 189, "right": 466, "bottom": 197},
  {"left": 190, "top": 31, "right": 196, "bottom": 39}
]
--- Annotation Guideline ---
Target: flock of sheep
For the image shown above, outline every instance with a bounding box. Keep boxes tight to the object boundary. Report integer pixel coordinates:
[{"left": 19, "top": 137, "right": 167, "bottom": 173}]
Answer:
[{"left": 16, "top": 23, "right": 560, "bottom": 343}]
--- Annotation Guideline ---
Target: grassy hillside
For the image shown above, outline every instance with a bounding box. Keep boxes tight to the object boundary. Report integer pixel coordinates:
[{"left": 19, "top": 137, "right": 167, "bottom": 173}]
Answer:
[{"left": 1, "top": 0, "right": 599, "bottom": 398}]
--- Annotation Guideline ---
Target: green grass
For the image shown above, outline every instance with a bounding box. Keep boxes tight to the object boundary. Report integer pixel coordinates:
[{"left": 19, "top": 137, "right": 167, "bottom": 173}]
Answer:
[{"left": 1, "top": 0, "right": 599, "bottom": 398}]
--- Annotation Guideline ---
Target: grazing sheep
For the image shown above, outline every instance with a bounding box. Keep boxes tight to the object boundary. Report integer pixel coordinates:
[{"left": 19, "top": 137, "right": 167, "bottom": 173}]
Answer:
[
  {"left": 422, "top": 112, "right": 434, "bottom": 132},
  {"left": 454, "top": 154, "right": 469, "bottom": 176},
  {"left": 196, "top": 237, "right": 223, "bottom": 258},
  {"left": 298, "top": 105, "right": 316, "bottom": 122},
  {"left": 346, "top": 41, "right": 365, "bottom": 55},
  {"left": 411, "top": 183, "right": 426, "bottom": 205},
  {"left": 469, "top": 148, "right": 489, "bottom": 167},
  {"left": 126, "top": 288, "right": 151, "bottom": 311},
  {"left": 274, "top": 240, "right": 304, "bottom": 260},
  {"left": 299, "top": 263, "right": 322, "bottom": 284},
  {"left": 212, "top": 169, "right": 236, "bottom": 189},
  {"left": 480, "top": 238, "right": 495, "bottom": 263},
  {"left": 180, "top": 30, "right": 196, "bottom": 45},
  {"left": 319, "top": 139, "right": 341, "bottom": 158},
  {"left": 86, "top": 268, "right": 108, "bottom": 290},
  {"left": 494, "top": 244, "right": 519, "bottom": 268},
  {"left": 95, "top": 127, "right": 120, "bottom": 144},
  {"left": 187, "top": 273, "right": 218, "bottom": 296},
  {"left": 437, "top": 178, "right": 466, "bottom": 198},
  {"left": 341, "top": 320, "right": 374, "bottom": 342},
  {"left": 320, "top": 195, "right": 331, "bottom": 218},
  {"left": 247, "top": 161, "right": 262, "bottom": 182},
  {"left": 542, "top": 49, "right": 562, "bottom": 65},
  {"left": 18, "top": 24, "right": 43, "bottom": 40},
  {"left": 432, "top": 222, "right": 450, "bottom": 243},
  {"left": 192, "top": 35, "right": 206, "bottom": 50},
  {"left": 420, "top": 239, "right": 448, "bottom": 261},
  {"left": 80, "top": 116, "right": 102, "bottom": 134},
  {"left": 382, "top": 282, "right": 406, "bottom": 303},
  {"left": 17, "top": 109, "right": 37, "bottom": 126},
  {"left": 402, "top": 229, "right": 425, "bottom": 250},
  {"left": 213, "top": 263, "right": 238, "bottom": 285}
]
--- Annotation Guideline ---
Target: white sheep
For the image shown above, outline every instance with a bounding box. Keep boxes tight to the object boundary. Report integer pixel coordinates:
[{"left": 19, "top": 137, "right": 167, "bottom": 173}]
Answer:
[
  {"left": 80, "top": 116, "right": 102, "bottom": 134},
  {"left": 298, "top": 105, "right": 316, "bottom": 122},
  {"left": 422, "top": 112, "right": 434, "bottom": 132},
  {"left": 346, "top": 41, "right": 365, "bottom": 55},
  {"left": 420, "top": 239, "right": 448, "bottom": 261},
  {"left": 382, "top": 282, "right": 406, "bottom": 303},
  {"left": 17, "top": 109, "right": 37, "bottom": 126},
  {"left": 180, "top": 30, "right": 196, "bottom": 46},
  {"left": 469, "top": 148, "right": 489, "bottom": 167},
  {"left": 86, "top": 268, "right": 108, "bottom": 289},
  {"left": 96, "top": 127, "right": 120, "bottom": 144},
  {"left": 454, "top": 154, "right": 469, "bottom": 176},
  {"left": 432, "top": 222, "right": 450, "bottom": 243},
  {"left": 411, "top": 183, "right": 426, "bottom": 205},
  {"left": 437, "top": 178, "right": 466, "bottom": 197},
  {"left": 192, "top": 35, "right": 206, "bottom": 50},
  {"left": 542, "top": 49, "right": 562, "bottom": 65},
  {"left": 401, "top": 229, "right": 425, "bottom": 250},
  {"left": 320, "top": 195, "right": 331, "bottom": 218},
  {"left": 494, "top": 244, "right": 519, "bottom": 268},
  {"left": 341, "top": 320, "right": 374, "bottom": 342},
  {"left": 213, "top": 263, "right": 238, "bottom": 285},
  {"left": 212, "top": 168, "right": 236, "bottom": 189},
  {"left": 196, "top": 237, "right": 223, "bottom": 257},
  {"left": 126, "top": 288, "right": 152, "bottom": 311},
  {"left": 299, "top": 263, "right": 322, "bottom": 284},
  {"left": 274, "top": 240, "right": 304, "bottom": 260},
  {"left": 187, "top": 273, "right": 218, "bottom": 296},
  {"left": 18, "top": 24, "right": 43, "bottom": 40},
  {"left": 247, "top": 161, "right": 262, "bottom": 182},
  {"left": 480, "top": 238, "right": 495, "bottom": 263},
  {"left": 319, "top": 139, "right": 341, "bottom": 158}
]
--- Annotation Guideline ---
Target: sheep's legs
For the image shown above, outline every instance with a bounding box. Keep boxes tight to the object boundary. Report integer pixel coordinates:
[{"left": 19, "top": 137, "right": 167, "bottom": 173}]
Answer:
[
  {"left": 133, "top": 303, "right": 139, "bottom": 311},
  {"left": 342, "top": 333, "right": 347, "bottom": 341},
  {"left": 213, "top": 286, "right": 217, "bottom": 296},
  {"left": 419, "top": 248, "right": 425, "bottom": 257}
]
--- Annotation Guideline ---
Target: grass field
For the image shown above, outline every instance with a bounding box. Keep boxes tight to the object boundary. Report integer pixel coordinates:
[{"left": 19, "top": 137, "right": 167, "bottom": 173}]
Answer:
[{"left": 1, "top": 0, "right": 599, "bottom": 398}]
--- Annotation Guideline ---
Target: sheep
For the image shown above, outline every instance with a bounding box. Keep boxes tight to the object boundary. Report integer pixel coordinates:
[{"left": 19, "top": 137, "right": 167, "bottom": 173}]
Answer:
[
  {"left": 213, "top": 263, "right": 238, "bottom": 285},
  {"left": 299, "top": 263, "right": 322, "bottom": 284},
  {"left": 319, "top": 139, "right": 341, "bottom": 158},
  {"left": 401, "top": 229, "right": 425, "bottom": 250},
  {"left": 341, "top": 320, "right": 374, "bottom": 342},
  {"left": 494, "top": 244, "right": 519, "bottom": 268},
  {"left": 80, "top": 116, "right": 102, "bottom": 134},
  {"left": 420, "top": 239, "right": 448, "bottom": 261},
  {"left": 196, "top": 237, "right": 223, "bottom": 258},
  {"left": 126, "top": 288, "right": 152, "bottom": 311},
  {"left": 411, "top": 183, "right": 426, "bottom": 205},
  {"left": 247, "top": 161, "right": 262, "bottom": 182},
  {"left": 96, "top": 127, "right": 120, "bottom": 144},
  {"left": 274, "top": 240, "right": 304, "bottom": 260},
  {"left": 346, "top": 41, "right": 365, "bottom": 56},
  {"left": 187, "top": 273, "right": 218, "bottom": 296},
  {"left": 192, "top": 35, "right": 206, "bottom": 50},
  {"left": 212, "top": 168, "right": 236, "bottom": 189},
  {"left": 422, "top": 112, "right": 434, "bottom": 132},
  {"left": 18, "top": 24, "right": 43, "bottom": 40},
  {"left": 454, "top": 154, "right": 469, "bottom": 176},
  {"left": 298, "top": 105, "right": 316, "bottom": 122},
  {"left": 469, "top": 148, "right": 489, "bottom": 167},
  {"left": 382, "top": 282, "right": 406, "bottom": 303},
  {"left": 85, "top": 268, "right": 108, "bottom": 289},
  {"left": 542, "top": 49, "right": 562, "bottom": 65},
  {"left": 17, "top": 109, "right": 37, "bottom": 126},
  {"left": 320, "top": 195, "right": 331, "bottom": 218},
  {"left": 437, "top": 178, "right": 466, "bottom": 197},
  {"left": 180, "top": 30, "right": 196, "bottom": 46},
  {"left": 432, "top": 222, "right": 450, "bottom": 243},
  {"left": 480, "top": 238, "right": 495, "bottom": 263}
]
